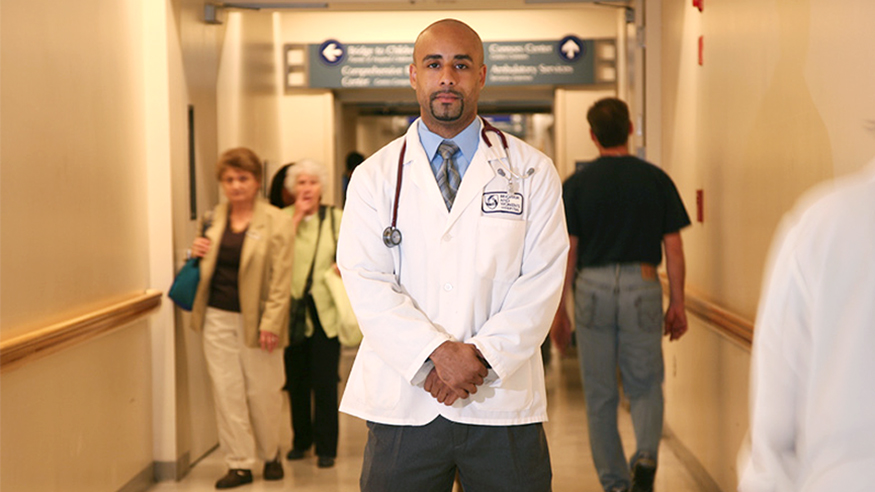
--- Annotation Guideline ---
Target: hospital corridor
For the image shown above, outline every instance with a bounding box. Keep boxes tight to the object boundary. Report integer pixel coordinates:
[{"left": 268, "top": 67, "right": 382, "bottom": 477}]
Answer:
[
  {"left": 147, "top": 348, "right": 706, "bottom": 492},
  {"left": 2, "top": 0, "right": 875, "bottom": 491}
]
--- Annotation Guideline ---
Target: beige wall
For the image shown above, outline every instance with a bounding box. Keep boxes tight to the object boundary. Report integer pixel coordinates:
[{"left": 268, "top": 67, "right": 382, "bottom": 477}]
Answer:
[
  {"left": 0, "top": 324, "right": 154, "bottom": 491},
  {"left": 167, "top": 0, "right": 227, "bottom": 473},
  {"left": 216, "top": 11, "right": 286, "bottom": 188},
  {"left": 277, "top": 91, "right": 337, "bottom": 201},
  {"left": 0, "top": 0, "right": 150, "bottom": 338},
  {"left": 653, "top": 0, "right": 875, "bottom": 490},
  {"left": 0, "top": 0, "right": 236, "bottom": 487},
  {"left": 0, "top": 0, "right": 159, "bottom": 489},
  {"left": 211, "top": 10, "right": 306, "bottom": 208}
]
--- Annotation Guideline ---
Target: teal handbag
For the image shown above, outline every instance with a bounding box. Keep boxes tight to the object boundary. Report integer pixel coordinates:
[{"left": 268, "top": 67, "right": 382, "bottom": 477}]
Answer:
[
  {"left": 168, "top": 258, "right": 200, "bottom": 311},
  {"left": 169, "top": 213, "right": 212, "bottom": 311}
]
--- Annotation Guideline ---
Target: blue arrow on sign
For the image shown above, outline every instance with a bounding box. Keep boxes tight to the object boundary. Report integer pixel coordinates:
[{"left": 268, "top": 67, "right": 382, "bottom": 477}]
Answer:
[
  {"left": 319, "top": 39, "right": 346, "bottom": 66},
  {"left": 558, "top": 35, "right": 585, "bottom": 62}
]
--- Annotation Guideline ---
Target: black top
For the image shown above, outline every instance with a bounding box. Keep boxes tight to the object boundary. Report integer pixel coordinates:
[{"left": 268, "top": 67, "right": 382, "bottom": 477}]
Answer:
[
  {"left": 563, "top": 155, "right": 690, "bottom": 269},
  {"left": 208, "top": 221, "right": 247, "bottom": 312}
]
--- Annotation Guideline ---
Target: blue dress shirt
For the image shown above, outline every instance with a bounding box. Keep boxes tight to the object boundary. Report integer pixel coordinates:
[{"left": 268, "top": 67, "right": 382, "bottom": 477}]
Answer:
[{"left": 417, "top": 118, "right": 482, "bottom": 180}]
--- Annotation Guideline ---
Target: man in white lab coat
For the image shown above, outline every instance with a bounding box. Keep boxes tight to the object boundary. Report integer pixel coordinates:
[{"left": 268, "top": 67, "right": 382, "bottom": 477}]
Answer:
[
  {"left": 337, "top": 18, "right": 568, "bottom": 492},
  {"left": 739, "top": 160, "right": 875, "bottom": 492}
]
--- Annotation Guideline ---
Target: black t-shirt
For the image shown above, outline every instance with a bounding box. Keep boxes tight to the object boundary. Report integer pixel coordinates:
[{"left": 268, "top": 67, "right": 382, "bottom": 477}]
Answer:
[
  {"left": 563, "top": 155, "right": 690, "bottom": 269},
  {"left": 208, "top": 221, "right": 247, "bottom": 312}
]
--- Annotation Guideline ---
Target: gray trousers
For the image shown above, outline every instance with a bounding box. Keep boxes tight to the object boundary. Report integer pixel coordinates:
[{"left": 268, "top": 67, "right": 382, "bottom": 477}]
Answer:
[{"left": 361, "top": 416, "right": 552, "bottom": 492}]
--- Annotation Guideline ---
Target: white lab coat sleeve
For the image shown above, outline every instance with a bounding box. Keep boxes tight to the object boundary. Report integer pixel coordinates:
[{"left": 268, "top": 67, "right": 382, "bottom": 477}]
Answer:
[
  {"left": 739, "top": 218, "right": 808, "bottom": 492},
  {"left": 468, "top": 144, "right": 569, "bottom": 382},
  {"left": 337, "top": 151, "right": 453, "bottom": 385}
]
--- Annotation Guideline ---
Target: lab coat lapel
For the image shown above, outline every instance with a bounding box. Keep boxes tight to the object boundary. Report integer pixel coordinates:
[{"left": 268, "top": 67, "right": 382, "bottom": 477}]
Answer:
[{"left": 404, "top": 126, "right": 451, "bottom": 216}]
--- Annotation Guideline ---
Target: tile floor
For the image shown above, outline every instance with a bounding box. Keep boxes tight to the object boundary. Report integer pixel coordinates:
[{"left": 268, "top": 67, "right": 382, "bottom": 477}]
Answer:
[{"left": 149, "top": 348, "right": 705, "bottom": 492}]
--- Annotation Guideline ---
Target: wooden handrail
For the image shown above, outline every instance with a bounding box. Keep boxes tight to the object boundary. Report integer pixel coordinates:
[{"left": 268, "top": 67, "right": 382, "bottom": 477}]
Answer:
[
  {"left": 0, "top": 289, "right": 163, "bottom": 372},
  {"left": 660, "top": 275, "right": 754, "bottom": 347}
]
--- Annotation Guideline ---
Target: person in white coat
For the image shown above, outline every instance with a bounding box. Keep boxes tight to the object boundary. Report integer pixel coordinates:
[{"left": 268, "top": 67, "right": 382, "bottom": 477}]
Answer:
[
  {"left": 738, "top": 159, "right": 875, "bottom": 492},
  {"left": 337, "top": 18, "right": 568, "bottom": 492}
]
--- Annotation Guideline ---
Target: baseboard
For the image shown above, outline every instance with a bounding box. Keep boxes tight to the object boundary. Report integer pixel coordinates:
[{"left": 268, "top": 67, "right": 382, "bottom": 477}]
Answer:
[
  {"left": 189, "top": 444, "right": 220, "bottom": 469},
  {"left": 662, "top": 425, "right": 723, "bottom": 492},
  {"left": 116, "top": 464, "right": 153, "bottom": 492},
  {"left": 175, "top": 450, "right": 192, "bottom": 480},
  {"left": 115, "top": 449, "right": 200, "bottom": 491},
  {"left": 154, "top": 451, "right": 192, "bottom": 482}
]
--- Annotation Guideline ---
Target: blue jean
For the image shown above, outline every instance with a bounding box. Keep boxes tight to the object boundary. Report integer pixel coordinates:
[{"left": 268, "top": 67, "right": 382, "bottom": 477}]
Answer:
[{"left": 575, "top": 263, "right": 664, "bottom": 491}]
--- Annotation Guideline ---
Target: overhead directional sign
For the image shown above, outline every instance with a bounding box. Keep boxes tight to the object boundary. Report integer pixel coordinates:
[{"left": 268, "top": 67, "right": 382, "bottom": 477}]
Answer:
[
  {"left": 484, "top": 38, "right": 594, "bottom": 86},
  {"left": 303, "top": 36, "right": 609, "bottom": 89},
  {"left": 558, "top": 35, "right": 585, "bottom": 62},
  {"left": 319, "top": 39, "right": 346, "bottom": 65}
]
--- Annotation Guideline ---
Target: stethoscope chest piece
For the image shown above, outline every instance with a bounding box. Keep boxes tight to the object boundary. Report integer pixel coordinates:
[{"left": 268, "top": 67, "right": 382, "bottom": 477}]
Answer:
[{"left": 383, "top": 226, "right": 402, "bottom": 247}]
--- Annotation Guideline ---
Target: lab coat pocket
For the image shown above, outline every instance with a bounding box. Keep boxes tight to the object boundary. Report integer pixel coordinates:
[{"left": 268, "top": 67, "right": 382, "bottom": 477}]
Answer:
[
  {"left": 474, "top": 218, "right": 525, "bottom": 283},
  {"left": 359, "top": 350, "right": 401, "bottom": 410}
]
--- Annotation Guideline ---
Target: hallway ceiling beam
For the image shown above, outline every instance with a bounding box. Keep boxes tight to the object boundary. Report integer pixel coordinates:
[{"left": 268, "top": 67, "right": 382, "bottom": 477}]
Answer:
[{"left": 215, "top": 0, "right": 625, "bottom": 12}]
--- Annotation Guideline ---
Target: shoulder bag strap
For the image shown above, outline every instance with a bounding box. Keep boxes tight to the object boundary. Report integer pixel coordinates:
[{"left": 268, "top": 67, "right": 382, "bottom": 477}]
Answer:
[{"left": 301, "top": 205, "right": 326, "bottom": 297}]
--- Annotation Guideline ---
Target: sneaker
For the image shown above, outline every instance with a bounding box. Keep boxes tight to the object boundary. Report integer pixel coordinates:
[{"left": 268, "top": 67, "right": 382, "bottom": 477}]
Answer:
[
  {"left": 263, "top": 458, "right": 284, "bottom": 481},
  {"left": 215, "top": 469, "right": 252, "bottom": 489},
  {"left": 317, "top": 456, "right": 335, "bottom": 468},
  {"left": 630, "top": 457, "right": 657, "bottom": 492},
  {"left": 286, "top": 448, "right": 306, "bottom": 460}
]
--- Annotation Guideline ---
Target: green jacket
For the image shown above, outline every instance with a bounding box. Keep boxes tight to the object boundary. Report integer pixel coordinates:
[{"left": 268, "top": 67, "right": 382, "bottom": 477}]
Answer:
[{"left": 285, "top": 205, "right": 343, "bottom": 338}]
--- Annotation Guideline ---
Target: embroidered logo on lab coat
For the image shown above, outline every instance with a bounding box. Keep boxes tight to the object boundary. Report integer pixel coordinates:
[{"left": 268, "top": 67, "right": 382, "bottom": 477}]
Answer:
[{"left": 482, "top": 192, "right": 524, "bottom": 215}]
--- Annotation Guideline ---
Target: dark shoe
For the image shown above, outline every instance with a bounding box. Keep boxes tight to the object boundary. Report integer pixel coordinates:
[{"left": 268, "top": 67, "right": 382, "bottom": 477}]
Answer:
[
  {"left": 317, "top": 456, "right": 335, "bottom": 468},
  {"left": 630, "top": 457, "right": 657, "bottom": 492},
  {"left": 215, "top": 469, "right": 252, "bottom": 489},
  {"left": 286, "top": 448, "right": 306, "bottom": 460},
  {"left": 263, "top": 458, "right": 284, "bottom": 481}
]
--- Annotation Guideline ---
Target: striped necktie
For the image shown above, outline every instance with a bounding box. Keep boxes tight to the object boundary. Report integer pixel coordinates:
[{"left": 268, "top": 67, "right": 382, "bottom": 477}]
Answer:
[{"left": 437, "top": 140, "right": 461, "bottom": 210}]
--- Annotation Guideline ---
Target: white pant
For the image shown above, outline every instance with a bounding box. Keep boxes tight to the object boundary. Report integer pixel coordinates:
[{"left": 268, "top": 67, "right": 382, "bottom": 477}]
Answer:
[{"left": 203, "top": 307, "right": 284, "bottom": 470}]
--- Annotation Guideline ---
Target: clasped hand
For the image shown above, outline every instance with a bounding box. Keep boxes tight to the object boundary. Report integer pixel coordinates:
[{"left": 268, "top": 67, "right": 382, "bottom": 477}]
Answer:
[{"left": 424, "top": 341, "right": 488, "bottom": 406}]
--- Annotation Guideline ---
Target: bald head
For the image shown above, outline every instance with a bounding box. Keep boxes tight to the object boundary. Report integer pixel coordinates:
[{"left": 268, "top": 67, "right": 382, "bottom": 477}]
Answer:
[{"left": 413, "top": 19, "right": 484, "bottom": 67}]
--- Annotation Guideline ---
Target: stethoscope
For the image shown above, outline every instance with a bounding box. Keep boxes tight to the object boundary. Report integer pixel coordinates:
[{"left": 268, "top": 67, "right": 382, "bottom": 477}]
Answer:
[{"left": 382, "top": 119, "right": 524, "bottom": 248}]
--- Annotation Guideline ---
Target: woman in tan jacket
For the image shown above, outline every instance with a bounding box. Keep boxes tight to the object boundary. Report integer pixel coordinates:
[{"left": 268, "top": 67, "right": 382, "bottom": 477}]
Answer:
[{"left": 189, "top": 148, "right": 294, "bottom": 489}]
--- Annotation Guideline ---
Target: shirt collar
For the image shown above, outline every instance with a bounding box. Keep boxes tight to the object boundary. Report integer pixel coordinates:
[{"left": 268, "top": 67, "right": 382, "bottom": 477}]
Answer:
[{"left": 417, "top": 117, "right": 482, "bottom": 164}]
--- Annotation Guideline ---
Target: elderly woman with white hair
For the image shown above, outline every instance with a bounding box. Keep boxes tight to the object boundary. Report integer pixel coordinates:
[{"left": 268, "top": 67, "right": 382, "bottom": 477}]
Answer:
[{"left": 282, "top": 159, "right": 344, "bottom": 469}]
